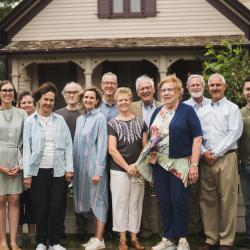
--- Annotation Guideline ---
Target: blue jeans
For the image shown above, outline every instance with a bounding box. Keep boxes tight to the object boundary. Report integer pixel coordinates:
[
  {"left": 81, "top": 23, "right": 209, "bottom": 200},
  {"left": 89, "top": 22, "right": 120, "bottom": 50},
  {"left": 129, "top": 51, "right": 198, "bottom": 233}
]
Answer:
[{"left": 240, "top": 164, "right": 250, "bottom": 239}]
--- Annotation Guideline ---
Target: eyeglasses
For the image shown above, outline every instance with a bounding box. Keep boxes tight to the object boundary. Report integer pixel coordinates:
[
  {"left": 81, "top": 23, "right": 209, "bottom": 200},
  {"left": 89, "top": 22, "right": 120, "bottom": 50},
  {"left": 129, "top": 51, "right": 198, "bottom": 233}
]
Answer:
[
  {"left": 102, "top": 81, "right": 117, "bottom": 86},
  {"left": 161, "top": 88, "right": 176, "bottom": 93},
  {"left": 65, "top": 91, "right": 79, "bottom": 95},
  {"left": 1, "top": 88, "right": 14, "bottom": 94}
]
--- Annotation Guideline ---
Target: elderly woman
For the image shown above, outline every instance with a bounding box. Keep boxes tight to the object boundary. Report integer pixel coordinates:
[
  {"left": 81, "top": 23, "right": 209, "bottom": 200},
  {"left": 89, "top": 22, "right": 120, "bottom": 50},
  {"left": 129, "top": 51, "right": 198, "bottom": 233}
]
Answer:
[
  {"left": 136, "top": 75, "right": 202, "bottom": 250},
  {"left": 23, "top": 82, "right": 73, "bottom": 250},
  {"left": 73, "top": 87, "right": 108, "bottom": 250},
  {"left": 0, "top": 81, "right": 27, "bottom": 250},
  {"left": 17, "top": 91, "right": 36, "bottom": 247},
  {"left": 108, "top": 87, "right": 147, "bottom": 250}
]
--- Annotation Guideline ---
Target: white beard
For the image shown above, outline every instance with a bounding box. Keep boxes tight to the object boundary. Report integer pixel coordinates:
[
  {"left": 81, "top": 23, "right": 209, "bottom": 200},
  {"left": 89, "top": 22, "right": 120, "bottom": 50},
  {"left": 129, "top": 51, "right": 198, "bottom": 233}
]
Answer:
[{"left": 190, "top": 91, "right": 203, "bottom": 99}]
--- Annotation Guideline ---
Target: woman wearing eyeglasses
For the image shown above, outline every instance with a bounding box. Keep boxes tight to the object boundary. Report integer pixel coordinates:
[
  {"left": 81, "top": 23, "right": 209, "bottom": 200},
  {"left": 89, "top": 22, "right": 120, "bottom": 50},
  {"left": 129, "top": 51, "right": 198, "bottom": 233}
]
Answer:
[{"left": 0, "top": 81, "right": 27, "bottom": 250}]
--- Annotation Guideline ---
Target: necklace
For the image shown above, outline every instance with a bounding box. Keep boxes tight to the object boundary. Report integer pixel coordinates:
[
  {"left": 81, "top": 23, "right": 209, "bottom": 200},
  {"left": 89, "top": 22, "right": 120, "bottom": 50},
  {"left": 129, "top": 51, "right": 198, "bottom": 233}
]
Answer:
[
  {"left": 2, "top": 108, "right": 13, "bottom": 123},
  {"left": 38, "top": 113, "right": 52, "bottom": 126}
]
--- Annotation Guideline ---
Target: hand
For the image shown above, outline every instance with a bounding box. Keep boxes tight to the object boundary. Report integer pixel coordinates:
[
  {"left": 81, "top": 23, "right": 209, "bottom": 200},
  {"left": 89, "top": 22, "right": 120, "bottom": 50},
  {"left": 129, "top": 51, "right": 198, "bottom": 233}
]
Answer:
[
  {"left": 65, "top": 172, "right": 74, "bottom": 183},
  {"left": 8, "top": 165, "right": 20, "bottom": 176},
  {"left": 148, "top": 151, "right": 158, "bottom": 164},
  {"left": 203, "top": 150, "right": 217, "bottom": 166},
  {"left": 188, "top": 166, "right": 199, "bottom": 184},
  {"left": 23, "top": 177, "right": 32, "bottom": 189},
  {"left": 0, "top": 166, "right": 10, "bottom": 176},
  {"left": 128, "top": 164, "right": 137, "bottom": 176},
  {"left": 92, "top": 175, "right": 101, "bottom": 185}
]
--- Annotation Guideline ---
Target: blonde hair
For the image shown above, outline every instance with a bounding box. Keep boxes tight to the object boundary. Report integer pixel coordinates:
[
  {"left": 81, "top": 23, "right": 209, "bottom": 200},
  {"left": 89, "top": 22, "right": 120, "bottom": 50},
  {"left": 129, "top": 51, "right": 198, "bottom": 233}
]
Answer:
[
  {"left": 158, "top": 74, "right": 184, "bottom": 96},
  {"left": 114, "top": 87, "right": 132, "bottom": 101}
]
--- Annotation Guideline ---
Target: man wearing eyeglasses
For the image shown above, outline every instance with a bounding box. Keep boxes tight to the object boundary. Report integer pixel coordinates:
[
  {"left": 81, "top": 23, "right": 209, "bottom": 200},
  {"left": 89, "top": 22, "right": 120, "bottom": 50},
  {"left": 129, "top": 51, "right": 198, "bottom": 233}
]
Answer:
[{"left": 55, "top": 81, "right": 83, "bottom": 240}]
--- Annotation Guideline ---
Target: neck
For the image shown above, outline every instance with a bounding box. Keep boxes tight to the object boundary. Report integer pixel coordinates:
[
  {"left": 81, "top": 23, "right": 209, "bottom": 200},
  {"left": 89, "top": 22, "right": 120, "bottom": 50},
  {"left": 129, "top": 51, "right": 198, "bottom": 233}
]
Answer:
[
  {"left": 118, "top": 110, "right": 133, "bottom": 118},
  {"left": 1, "top": 102, "right": 12, "bottom": 110},
  {"left": 165, "top": 100, "right": 179, "bottom": 111},
  {"left": 193, "top": 96, "right": 203, "bottom": 104},
  {"left": 38, "top": 109, "right": 52, "bottom": 117},
  {"left": 142, "top": 99, "right": 154, "bottom": 106},
  {"left": 66, "top": 103, "right": 79, "bottom": 110},
  {"left": 104, "top": 95, "right": 114, "bottom": 105}
]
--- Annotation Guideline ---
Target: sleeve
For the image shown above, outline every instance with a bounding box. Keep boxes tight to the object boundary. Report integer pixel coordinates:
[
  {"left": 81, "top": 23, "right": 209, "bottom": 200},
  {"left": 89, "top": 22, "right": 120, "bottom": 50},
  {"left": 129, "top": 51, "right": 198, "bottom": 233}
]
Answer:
[
  {"left": 107, "top": 121, "right": 117, "bottom": 137},
  {"left": 73, "top": 117, "right": 80, "bottom": 169},
  {"left": 94, "top": 117, "right": 108, "bottom": 176},
  {"left": 22, "top": 119, "right": 32, "bottom": 178},
  {"left": 188, "top": 107, "right": 203, "bottom": 139}
]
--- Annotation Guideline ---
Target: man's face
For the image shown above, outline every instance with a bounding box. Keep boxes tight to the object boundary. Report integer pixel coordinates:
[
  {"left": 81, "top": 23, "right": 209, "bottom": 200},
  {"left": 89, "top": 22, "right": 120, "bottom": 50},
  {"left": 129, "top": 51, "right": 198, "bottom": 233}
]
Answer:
[
  {"left": 208, "top": 77, "right": 226, "bottom": 102},
  {"left": 137, "top": 79, "right": 155, "bottom": 105},
  {"left": 243, "top": 81, "right": 250, "bottom": 104},
  {"left": 64, "top": 84, "right": 80, "bottom": 105},
  {"left": 101, "top": 75, "right": 118, "bottom": 98},
  {"left": 188, "top": 77, "right": 204, "bottom": 99}
]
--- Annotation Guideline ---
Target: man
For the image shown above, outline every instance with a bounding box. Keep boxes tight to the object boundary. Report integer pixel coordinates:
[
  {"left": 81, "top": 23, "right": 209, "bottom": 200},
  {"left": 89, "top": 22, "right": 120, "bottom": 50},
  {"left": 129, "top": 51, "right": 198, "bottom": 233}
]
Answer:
[
  {"left": 184, "top": 74, "right": 211, "bottom": 113},
  {"left": 100, "top": 72, "right": 118, "bottom": 238},
  {"left": 55, "top": 81, "right": 82, "bottom": 239},
  {"left": 184, "top": 74, "right": 210, "bottom": 234},
  {"left": 130, "top": 75, "right": 162, "bottom": 237},
  {"left": 100, "top": 72, "right": 118, "bottom": 123},
  {"left": 198, "top": 73, "right": 243, "bottom": 250},
  {"left": 236, "top": 76, "right": 250, "bottom": 248}
]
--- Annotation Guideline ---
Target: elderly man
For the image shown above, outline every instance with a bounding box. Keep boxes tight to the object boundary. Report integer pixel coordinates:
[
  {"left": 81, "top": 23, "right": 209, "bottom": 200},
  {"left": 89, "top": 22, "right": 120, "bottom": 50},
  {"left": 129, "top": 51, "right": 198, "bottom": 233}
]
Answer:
[
  {"left": 236, "top": 76, "right": 250, "bottom": 248},
  {"left": 184, "top": 74, "right": 210, "bottom": 234},
  {"left": 130, "top": 75, "right": 162, "bottom": 237},
  {"left": 198, "top": 73, "right": 243, "bottom": 250},
  {"left": 100, "top": 72, "right": 118, "bottom": 123}
]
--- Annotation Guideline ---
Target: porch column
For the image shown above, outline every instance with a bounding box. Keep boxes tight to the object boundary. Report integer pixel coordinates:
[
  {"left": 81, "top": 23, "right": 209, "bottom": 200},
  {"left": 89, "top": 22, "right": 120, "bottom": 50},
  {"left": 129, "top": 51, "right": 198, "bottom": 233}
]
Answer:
[
  {"left": 159, "top": 55, "right": 167, "bottom": 81},
  {"left": 19, "top": 68, "right": 31, "bottom": 92},
  {"left": 84, "top": 57, "right": 93, "bottom": 88},
  {"left": 11, "top": 59, "right": 19, "bottom": 90}
]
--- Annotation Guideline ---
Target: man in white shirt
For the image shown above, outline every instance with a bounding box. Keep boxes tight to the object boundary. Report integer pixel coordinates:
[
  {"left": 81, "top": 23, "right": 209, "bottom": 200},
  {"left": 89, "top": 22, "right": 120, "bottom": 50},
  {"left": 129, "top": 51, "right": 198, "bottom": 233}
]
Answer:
[{"left": 198, "top": 73, "right": 243, "bottom": 250}]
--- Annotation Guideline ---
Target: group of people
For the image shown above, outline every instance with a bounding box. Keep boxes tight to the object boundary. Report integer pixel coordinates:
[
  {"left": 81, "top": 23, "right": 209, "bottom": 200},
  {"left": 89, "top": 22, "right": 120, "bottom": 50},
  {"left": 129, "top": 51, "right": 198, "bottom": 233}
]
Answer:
[{"left": 0, "top": 71, "right": 249, "bottom": 250}]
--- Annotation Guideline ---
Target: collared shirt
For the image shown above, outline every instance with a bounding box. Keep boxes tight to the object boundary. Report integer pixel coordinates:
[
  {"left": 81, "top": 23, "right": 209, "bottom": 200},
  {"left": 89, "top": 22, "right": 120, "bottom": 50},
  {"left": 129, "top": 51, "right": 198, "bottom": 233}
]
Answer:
[
  {"left": 199, "top": 97, "right": 243, "bottom": 158},
  {"left": 100, "top": 99, "right": 118, "bottom": 123},
  {"left": 184, "top": 96, "right": 211, "bottom": 113},
  {"left": 141, "top": 100, "right": 157, "bottom": 128},
  {"left": 23, "top": 111, "right": 73, "bottom": 178}
]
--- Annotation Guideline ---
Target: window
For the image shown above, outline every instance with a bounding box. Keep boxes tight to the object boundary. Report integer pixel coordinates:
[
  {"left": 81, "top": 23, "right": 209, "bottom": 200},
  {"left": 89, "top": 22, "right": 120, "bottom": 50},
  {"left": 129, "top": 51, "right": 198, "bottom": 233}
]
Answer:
[{"left": 98, "top": 0, "right": 156, "bottom": 18}]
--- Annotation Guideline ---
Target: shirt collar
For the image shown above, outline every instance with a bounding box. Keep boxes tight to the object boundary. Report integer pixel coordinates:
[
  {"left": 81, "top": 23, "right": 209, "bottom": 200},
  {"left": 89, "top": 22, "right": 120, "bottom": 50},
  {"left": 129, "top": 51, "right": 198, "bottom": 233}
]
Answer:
[
  {"left": 211, "top": 96, "right": 227, "bottom": 106},
  {"left": 102, "top": 98, "right": 116, "bottom": 107},
  {"left": 34, "top": 111, "right": 57, "bottom": 119},
  {"left": 84, "top": 107, "right": 100, "bottom": 116},
  {"left": 141, "top": 100, "right": 156, "bottom": 109}
]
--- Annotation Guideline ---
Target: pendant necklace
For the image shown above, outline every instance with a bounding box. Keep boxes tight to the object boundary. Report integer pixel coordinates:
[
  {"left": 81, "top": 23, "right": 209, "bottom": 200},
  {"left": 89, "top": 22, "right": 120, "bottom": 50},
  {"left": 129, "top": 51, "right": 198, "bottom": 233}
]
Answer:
[
  {"left": 38, "top": 113, "right": 52, "bottom": 126},
  {"left": 1, "top": 107, "right": 13, "bottom": 123}
]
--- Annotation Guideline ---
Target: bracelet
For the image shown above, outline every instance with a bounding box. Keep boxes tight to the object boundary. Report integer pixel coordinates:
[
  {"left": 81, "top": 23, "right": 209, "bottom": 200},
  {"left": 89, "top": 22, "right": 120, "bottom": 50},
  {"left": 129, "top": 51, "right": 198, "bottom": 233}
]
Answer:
[{"left": 191, "top": 163, "right": 198, "bottom": 167}]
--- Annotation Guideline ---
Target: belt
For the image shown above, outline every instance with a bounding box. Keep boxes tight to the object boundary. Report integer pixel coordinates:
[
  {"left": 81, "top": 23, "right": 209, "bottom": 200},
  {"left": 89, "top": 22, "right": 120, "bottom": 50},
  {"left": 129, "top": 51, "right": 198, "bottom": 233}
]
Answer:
[{"left": 224, "top": 149, "right": 236, "bottom": 155}]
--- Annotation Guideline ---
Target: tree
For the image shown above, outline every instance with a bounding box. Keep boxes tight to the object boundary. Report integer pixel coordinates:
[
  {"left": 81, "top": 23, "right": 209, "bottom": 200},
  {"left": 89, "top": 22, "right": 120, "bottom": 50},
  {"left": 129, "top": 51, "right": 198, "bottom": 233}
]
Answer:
[
  {"left": 203, "top": 40, "right": 250, "bottom": 107},
  {"left": 0, "top": 0, "right": 22, "bottom": 20}
]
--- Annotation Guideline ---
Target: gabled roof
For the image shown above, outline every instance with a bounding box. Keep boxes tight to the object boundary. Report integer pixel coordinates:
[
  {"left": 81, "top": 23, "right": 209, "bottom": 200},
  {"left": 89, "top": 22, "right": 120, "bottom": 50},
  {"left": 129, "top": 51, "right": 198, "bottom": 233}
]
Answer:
[{"left": 0, "top": 0, "right": 249, "bottom": 46}]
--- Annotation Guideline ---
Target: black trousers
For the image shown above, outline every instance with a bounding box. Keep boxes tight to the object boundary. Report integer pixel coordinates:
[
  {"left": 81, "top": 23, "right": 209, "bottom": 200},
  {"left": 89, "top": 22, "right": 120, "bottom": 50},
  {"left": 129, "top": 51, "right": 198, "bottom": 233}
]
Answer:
[{"left": 31, "top": 168, "right": 65, "bottom": 245}]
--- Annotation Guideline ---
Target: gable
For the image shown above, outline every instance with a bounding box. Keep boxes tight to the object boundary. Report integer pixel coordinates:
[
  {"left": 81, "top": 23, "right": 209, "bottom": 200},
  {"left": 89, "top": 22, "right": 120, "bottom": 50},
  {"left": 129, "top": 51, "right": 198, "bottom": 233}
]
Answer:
[{"left": 10, "top": 0, "right": 243, "bottom": 42}]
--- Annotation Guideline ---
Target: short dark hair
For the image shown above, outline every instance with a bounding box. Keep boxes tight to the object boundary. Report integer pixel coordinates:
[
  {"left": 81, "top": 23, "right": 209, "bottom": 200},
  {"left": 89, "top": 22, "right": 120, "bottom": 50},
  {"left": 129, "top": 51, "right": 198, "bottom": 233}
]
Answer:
[
  {"left": 32, "top": 82, "right": 58, "bottom": 102},
  {"left": 0, "top": 80, "right": 18, "bottom": 106},
  {"left": 18, "top": 90, "right": 35, "bottom": 107}
]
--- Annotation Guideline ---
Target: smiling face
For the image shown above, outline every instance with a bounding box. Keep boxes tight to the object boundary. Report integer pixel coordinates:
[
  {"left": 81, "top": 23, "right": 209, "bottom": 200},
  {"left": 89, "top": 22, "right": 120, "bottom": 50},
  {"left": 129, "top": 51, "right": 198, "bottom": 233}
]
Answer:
[
  {"left": 160, "top": 81, "right": 180, "bottom": 107},
  {"left": 208, "top": 76, "right": 226, "bottom": 102},
  {"left": 82, "top": 90, "right": 99, "bottom": 111},
  {"left": 101, "top": 74, "right": 118, "bottom": 98},
  {"left": 137, "top": 78, "right": 155, "bottom": 105},
  {"left": 38, "top": 91, "right": 55, "bottom": 116},
  {"left": 0, "top": 83, "right": 15, "bottom": 107},
  {"left": 20, "top": 95, "right": 36, "bottom": 115},
  {"left": 188, "top": 77, "right": 204, "bottom": 99},
  {"left": 243, "top": 81, "right": 250, "bottom": 104},
  {"left": 116, "top": 93, "right": 132, "bottom": 113}
]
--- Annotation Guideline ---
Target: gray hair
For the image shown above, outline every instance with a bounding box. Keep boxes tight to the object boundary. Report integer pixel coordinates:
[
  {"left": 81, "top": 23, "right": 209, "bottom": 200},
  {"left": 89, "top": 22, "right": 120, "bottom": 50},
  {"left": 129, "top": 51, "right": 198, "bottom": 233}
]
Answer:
[
  {"left": 186, "top": 74, "right": 206, "bottom": 88},
  {"left": 208, "top": 73, "right": 226, "bottom": 85},
  {"left": 101, "top": 72, "right": 117, "bottom": 83},
  {"left": 135, "top": 75, "right": 154, "bottom": 91},
  {"left": 61, "top": 81, "right": 83, "bottom": 95}
]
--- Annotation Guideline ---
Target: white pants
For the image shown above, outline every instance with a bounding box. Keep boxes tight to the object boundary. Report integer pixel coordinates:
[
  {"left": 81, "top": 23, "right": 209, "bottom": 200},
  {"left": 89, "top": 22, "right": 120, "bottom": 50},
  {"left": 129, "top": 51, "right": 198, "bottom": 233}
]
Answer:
[{"left": 110, "top": 170, "right": 145, "bottom": 233}]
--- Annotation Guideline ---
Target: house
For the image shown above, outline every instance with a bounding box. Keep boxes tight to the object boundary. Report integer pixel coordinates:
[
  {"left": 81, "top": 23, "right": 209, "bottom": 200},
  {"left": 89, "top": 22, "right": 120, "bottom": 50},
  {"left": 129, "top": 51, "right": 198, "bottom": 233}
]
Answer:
[{"left": 0, "top": 0, "right": 250, "bottom": 232}]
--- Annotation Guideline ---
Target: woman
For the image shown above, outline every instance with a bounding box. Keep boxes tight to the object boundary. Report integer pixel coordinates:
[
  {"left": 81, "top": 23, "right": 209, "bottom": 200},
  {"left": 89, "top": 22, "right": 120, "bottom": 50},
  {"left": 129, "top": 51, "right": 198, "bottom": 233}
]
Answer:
[
  {"left": 108, "top": 87, "right": 147, "bottom": 250},
  {"left": 17, "top": 91, "right": 36, "bottom": 247},
  {"left": 0, "top": 80, "right": 27, "bottom": 250},
  {"left": 23, "top": 82, "right": 73, "bottom": 250},
  {"left": 136, "top": 75, "right": 202, "bottom": 250},
  {"left": 73, "top": 87, "right": 108, "bottom": 250}
]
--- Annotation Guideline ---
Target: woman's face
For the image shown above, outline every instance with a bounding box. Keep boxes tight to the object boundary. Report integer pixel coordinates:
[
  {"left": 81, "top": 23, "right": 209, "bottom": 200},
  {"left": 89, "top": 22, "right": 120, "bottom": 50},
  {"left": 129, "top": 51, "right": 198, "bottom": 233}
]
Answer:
[
  {"left": 38, "top": 91, "right": 55, "bottom": 116},
  {"left": 116, "top": 93, "right": 132, "bottom": 113},
  {"left": 20, "top": 95, "right": 36, "bottom": 115},
  {"left": 160, "top": 81, "right": 180, "bottom": 106},
  {"left": 82, "top": 90, "right": 98, "bottom": 110},
  {"left": 0, "top": 83, "right": 15, "bottom": 106}
]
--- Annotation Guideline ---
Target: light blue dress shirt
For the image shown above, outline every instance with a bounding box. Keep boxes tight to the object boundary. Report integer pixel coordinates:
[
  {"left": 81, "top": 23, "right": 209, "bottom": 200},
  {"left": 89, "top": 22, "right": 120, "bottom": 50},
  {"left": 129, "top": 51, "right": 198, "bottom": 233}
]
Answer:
[
  {"left": 100, "top": 99, "right": 118, "bottom": 123},
  {"left": 199, "top": 97, "right": 243, "bottom": 158},
  {"left": 141, "top": 100, "right": 157, "bottom": 128},
  {"left": 184, "top": 96, "right": 211, "bottom": 113},
  {"left": 23, "top": 112, "right": 73, "bottom": 178}
]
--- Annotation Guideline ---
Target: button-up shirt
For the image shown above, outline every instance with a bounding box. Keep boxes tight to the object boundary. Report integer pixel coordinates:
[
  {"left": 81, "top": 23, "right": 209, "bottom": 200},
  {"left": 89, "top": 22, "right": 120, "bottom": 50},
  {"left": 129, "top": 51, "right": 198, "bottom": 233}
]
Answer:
[
  {"left": 100, "top": 99, "right": 118, "bottom": 123},
  {"left": 141, "top": 100, "right": 157, "bottom": 128},
  {"left": 23, "top": 112, "right": 73, "bottom": 178},
  {"left": 199, "top": 97, "right": 243, "bottom": 158},
  {"left": 184, "top": 96, "right": 211, "bottom": 113}
]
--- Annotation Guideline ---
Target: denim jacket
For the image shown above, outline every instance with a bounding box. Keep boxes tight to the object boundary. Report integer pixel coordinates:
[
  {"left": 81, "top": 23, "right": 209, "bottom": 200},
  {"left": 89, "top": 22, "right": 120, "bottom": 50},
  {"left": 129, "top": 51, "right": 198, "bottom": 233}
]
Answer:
[{"left": 23, "top": 112, "right": 73, "bottom": 178}]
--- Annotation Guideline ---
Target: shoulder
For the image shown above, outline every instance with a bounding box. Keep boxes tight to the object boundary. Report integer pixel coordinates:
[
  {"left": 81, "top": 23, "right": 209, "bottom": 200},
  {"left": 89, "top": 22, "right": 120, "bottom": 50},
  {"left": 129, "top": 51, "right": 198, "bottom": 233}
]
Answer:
[
  {"left": 155, "top": 101, "right": 163, "bottom": 107},
  {"left": 54, "top": 107, "right": 66, "bottom": 114},
  {"left": 14, "top": 107, "right": 27, "bottom": 117},
  {"left": 177, "top": 103, "right": 194, "bottom": 112},
  {"left": 225, "top": 99, "right": 240, "bottom": 112},
  {"left": 131, "top": 101, "right": 141, "bottom": 109}
]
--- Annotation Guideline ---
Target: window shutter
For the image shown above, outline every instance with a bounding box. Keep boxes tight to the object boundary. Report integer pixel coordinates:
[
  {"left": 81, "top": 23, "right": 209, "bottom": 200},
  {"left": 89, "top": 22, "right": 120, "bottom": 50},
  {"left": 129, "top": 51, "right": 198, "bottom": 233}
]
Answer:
[
  {"left": 98, "top": 0, "right": 111, "bottom": 18},
  {"left": 144, "top": 0, "right": 156, "bottom": 17}
]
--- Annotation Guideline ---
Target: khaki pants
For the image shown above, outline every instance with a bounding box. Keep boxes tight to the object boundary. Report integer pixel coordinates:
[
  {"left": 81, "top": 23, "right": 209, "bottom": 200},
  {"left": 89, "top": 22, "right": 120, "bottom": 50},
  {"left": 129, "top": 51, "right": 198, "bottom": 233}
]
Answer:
[{"left": 200, "top": 152, "right": 238, "bottom": 246}]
